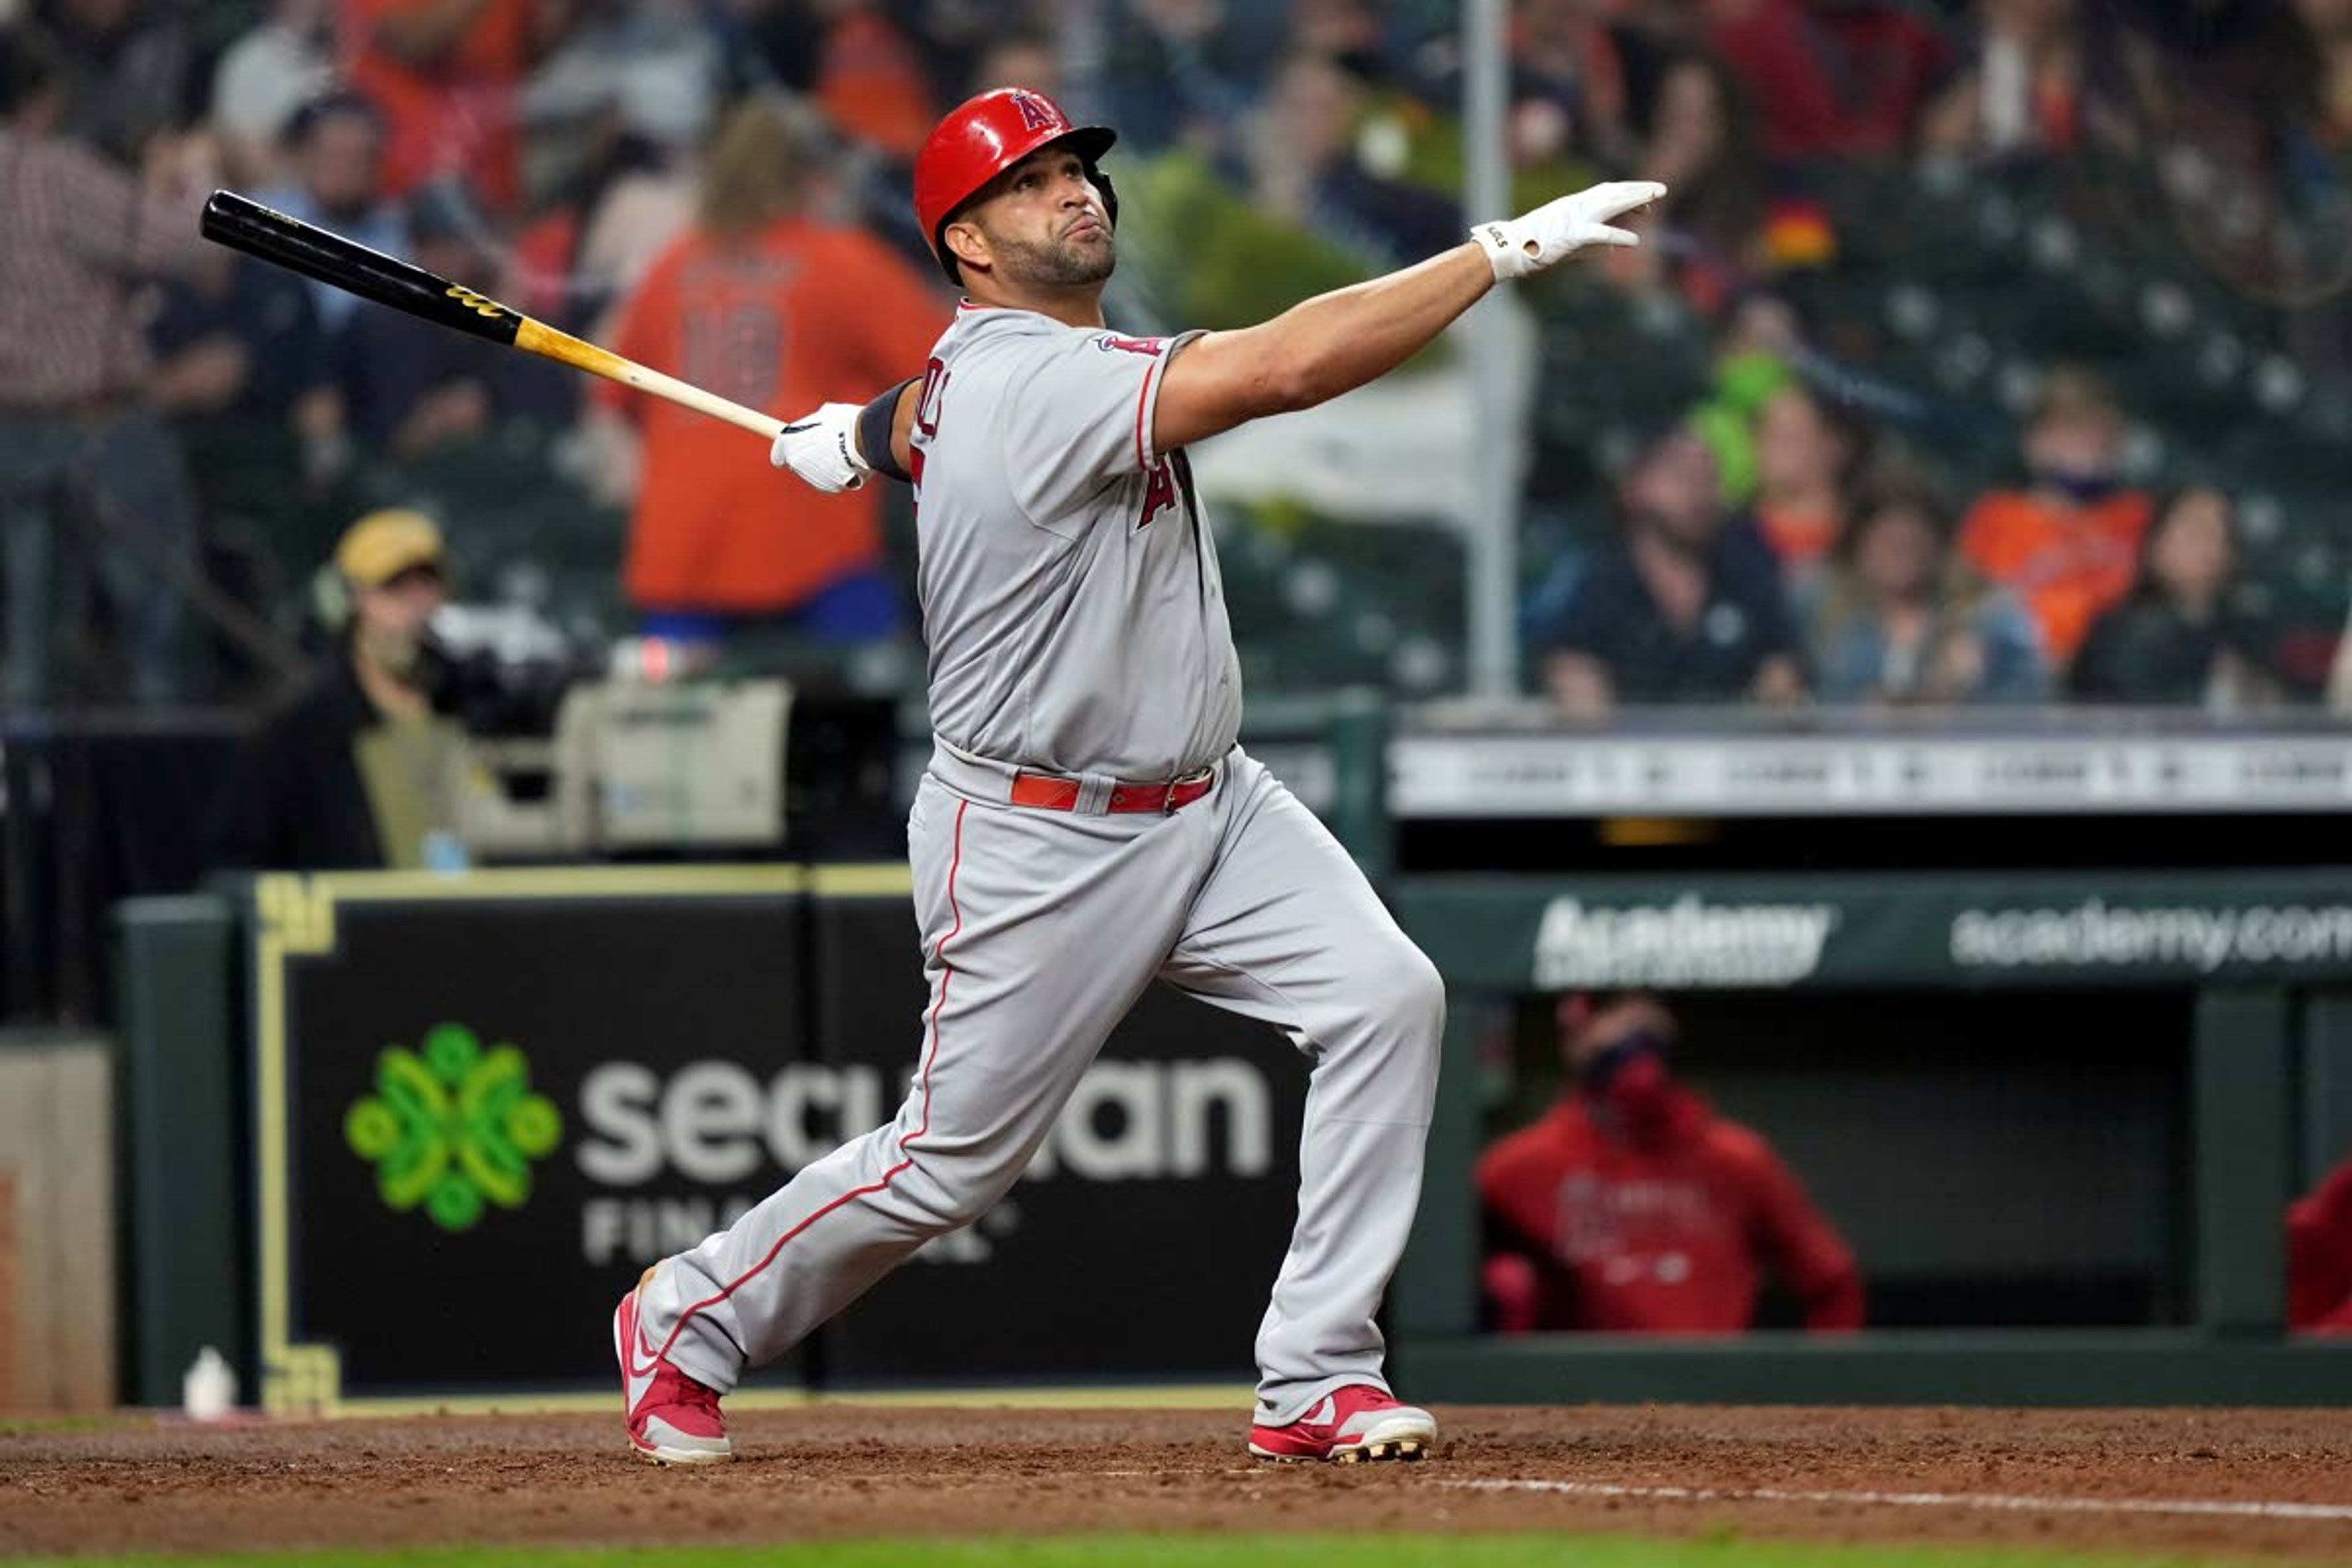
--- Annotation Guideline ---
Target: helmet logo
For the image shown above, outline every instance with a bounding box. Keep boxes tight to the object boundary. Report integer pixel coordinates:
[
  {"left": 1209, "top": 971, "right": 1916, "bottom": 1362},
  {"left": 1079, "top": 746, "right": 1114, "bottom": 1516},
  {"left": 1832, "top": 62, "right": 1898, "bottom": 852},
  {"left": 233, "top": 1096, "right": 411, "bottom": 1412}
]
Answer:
[{"left": 1009, "top": 91, "right": 1062, "bottom": 133}]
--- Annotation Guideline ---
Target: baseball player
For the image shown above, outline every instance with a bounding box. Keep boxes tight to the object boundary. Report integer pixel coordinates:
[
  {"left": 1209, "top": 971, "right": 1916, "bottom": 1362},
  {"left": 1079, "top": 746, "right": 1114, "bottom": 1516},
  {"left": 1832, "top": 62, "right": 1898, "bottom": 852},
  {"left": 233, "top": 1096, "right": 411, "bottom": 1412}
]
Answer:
[{"left": 615, "top": 86, "right": 1663, "bottom": 1466}]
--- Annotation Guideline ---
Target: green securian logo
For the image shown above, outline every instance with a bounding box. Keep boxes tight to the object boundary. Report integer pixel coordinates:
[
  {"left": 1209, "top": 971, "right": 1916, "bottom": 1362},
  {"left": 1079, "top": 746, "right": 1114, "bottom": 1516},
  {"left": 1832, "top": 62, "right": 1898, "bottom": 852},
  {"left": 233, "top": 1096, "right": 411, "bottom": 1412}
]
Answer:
[{"left": 344, "top": 1023, "right": 563, "bottom": 1232}]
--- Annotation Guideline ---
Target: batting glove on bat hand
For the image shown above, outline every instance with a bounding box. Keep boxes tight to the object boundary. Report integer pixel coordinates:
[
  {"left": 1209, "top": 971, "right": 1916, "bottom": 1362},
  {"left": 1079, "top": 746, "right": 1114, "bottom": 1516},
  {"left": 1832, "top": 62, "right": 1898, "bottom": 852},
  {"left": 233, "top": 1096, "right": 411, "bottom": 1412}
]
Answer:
[
  {"left": 769, "top": 402, "right": 868, "bottom": 494},
  {"left": 1472, "top": 180, "right": 1668, "bottom": 282}
]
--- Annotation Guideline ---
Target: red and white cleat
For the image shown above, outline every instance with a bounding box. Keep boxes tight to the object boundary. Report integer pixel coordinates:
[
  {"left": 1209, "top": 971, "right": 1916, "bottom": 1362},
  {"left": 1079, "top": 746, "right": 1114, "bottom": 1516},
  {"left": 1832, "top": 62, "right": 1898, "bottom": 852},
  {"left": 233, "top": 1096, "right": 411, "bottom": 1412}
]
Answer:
[
  {"left": 614, "top": 1268, "right": 732, "bottom": 1465},
  {"left": 1247, "top": 1385, "right": 1437, "bottom": 1463}
]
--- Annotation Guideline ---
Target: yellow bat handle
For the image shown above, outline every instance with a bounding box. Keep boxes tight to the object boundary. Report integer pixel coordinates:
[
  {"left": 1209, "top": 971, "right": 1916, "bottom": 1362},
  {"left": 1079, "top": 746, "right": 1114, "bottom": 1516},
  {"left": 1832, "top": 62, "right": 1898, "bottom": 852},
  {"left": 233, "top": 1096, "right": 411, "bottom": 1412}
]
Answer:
[{"left": 514, "top": 319, "right": 787, "bottom": 442}]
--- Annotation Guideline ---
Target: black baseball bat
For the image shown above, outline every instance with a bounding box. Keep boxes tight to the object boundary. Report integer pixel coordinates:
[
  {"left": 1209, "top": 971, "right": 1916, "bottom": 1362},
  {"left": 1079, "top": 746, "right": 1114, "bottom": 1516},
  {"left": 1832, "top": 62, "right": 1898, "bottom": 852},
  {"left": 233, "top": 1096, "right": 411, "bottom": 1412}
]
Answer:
[{"left": 198, "top": 190, "right": 786, "bottom": 439}]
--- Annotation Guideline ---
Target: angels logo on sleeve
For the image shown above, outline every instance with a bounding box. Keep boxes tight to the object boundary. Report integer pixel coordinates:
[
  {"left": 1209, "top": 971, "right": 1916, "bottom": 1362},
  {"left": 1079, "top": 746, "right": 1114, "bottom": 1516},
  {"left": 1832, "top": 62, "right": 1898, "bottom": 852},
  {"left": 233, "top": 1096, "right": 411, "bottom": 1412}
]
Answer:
[{"left": 1096, "top": 333, "right": 1164, "bottom": 358}]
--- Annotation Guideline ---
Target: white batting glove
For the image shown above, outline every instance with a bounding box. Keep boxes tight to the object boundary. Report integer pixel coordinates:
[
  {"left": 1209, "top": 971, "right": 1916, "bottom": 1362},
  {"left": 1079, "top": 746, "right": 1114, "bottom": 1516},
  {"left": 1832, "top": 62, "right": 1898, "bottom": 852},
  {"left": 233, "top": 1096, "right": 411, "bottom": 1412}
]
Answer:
[
  {"left": 769, "top": 402, "right": 868, "bottom": 494},
  {"left": 1472, "top": 181, "right": 1668, "bottom": 282}
]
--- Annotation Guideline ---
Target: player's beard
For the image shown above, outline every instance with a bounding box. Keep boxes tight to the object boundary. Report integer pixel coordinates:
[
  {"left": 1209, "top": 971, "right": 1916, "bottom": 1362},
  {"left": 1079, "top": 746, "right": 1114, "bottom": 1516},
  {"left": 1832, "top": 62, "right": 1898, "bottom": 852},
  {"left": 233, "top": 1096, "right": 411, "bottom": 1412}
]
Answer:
[{"left": 985, "top": 222, "right": 1115, "bottom": 288}]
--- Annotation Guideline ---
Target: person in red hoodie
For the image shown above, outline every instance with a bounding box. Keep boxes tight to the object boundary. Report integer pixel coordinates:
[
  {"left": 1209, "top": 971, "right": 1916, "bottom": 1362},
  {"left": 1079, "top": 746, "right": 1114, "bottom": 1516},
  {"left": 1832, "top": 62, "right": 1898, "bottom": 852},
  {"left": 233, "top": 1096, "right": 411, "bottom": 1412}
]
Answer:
[
  {"left": 1476, "top": 991, "right": 1863, "bottom": 1334},
  {"left": 2288, "top": 1155, "right": 2352, "bottom": 1333}
]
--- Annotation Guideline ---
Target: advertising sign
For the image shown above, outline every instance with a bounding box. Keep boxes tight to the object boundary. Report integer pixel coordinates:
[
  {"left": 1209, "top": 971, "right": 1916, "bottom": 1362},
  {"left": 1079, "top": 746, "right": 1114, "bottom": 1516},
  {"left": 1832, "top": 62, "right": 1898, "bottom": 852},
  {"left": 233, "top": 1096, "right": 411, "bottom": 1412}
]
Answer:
[
  {"left": 252, "top": 869, "right": 813, "bottom": 1411},
  {"left": 1398, "top": 871, "right": 2352, "bottom": 992},
  {"left": 252, "top": 867, "right": 1311, "bottom": 1411}
]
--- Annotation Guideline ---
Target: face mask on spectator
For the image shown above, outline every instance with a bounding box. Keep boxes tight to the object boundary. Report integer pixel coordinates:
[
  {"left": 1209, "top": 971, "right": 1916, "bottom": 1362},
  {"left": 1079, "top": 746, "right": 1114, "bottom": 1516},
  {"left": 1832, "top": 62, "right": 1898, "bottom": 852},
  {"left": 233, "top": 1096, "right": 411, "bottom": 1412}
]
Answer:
[
  {"left": 2030, "top": 464, "right": 2121, "bottom": 507},
  {"left": 1580, "top": 1028, "right": 1679, "bottom": 1146}
]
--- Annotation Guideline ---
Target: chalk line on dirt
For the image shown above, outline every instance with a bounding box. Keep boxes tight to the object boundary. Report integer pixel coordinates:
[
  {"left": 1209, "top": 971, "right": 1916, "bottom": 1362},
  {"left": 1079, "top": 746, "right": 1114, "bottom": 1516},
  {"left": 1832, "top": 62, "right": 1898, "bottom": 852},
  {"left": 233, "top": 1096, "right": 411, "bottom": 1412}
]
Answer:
[{"left": 1444, "top": 1478, "right": 2352, "bottom": 1523}]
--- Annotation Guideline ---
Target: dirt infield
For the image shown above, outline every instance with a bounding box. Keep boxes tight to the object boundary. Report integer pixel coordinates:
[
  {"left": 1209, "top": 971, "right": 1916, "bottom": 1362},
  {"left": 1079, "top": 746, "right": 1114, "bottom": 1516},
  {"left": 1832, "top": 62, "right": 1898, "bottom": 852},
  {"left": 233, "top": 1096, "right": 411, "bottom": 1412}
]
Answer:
[{"left": 4, "top": 1404, "right": 2350, "bottom": 1561}]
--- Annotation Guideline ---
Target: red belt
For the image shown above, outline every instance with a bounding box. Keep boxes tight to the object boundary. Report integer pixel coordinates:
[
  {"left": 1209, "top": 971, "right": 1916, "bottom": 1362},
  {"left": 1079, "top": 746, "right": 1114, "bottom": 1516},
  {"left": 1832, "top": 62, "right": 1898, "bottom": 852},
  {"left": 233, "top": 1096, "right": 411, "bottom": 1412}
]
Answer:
[{"left": 1009, "top": 767, "right": 1216, "bottom": 814}]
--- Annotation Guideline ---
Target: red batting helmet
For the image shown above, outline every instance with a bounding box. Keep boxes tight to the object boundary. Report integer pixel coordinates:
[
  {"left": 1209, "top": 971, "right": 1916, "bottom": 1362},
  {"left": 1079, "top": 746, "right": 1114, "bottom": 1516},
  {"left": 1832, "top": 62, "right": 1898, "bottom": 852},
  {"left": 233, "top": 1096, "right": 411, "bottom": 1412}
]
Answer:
[{"left": 913, "top": 88, "right": 1118, "bottom": 283}]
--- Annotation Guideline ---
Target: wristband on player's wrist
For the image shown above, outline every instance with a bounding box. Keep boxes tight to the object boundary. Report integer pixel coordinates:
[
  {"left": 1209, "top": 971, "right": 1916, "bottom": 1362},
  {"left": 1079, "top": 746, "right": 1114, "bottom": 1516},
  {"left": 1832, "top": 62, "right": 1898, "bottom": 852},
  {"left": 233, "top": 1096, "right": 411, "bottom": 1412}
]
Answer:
[{"left": 859, "top": 379, "right": 919, "bottom": 484}]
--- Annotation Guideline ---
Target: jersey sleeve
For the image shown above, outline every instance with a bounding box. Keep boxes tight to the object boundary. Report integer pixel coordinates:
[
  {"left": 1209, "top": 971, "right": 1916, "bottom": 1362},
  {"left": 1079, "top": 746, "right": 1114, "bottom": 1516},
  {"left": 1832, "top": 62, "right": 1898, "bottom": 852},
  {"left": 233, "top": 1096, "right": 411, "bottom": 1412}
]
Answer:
[{"left": 1000, "top": 327, "right": 1204, "bottom": 524}]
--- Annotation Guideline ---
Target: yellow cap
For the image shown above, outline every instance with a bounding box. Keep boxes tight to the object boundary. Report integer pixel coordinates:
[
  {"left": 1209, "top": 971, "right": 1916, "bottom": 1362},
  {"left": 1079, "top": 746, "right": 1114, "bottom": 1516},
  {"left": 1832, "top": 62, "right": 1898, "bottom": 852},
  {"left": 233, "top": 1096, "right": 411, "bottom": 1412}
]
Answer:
[{"left": 334, "top": 510, "right": 445, "bottom": 587}]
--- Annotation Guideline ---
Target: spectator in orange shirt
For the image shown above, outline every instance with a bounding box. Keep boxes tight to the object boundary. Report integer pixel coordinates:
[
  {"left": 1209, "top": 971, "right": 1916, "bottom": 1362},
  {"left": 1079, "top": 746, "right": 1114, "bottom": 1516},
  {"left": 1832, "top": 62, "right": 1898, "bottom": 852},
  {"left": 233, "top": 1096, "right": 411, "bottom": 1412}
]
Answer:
[
  {"left": 1477, "top": 992, "right": 1863, "bottom": 1335},
  {"left": 339, "top": 0, "right": 557, "bottom": 212},
  {"left": 815, "top": 0, "right": 935, "bottom": 162},
  {"left": 584, "top": 96, "right": 946, "bottom": 654},
  {"left": 1958, "top": 366, "right": 2154, "bottom": 670}
]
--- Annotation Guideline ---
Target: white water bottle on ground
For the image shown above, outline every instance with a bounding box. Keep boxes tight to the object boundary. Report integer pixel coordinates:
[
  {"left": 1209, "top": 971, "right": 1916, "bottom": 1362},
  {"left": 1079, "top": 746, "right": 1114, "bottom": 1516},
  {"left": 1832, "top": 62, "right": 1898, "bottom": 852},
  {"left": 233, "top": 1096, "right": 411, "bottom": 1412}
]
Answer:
[{"left": 182, "top": 1346, "right": 237, "bottom": 1422}]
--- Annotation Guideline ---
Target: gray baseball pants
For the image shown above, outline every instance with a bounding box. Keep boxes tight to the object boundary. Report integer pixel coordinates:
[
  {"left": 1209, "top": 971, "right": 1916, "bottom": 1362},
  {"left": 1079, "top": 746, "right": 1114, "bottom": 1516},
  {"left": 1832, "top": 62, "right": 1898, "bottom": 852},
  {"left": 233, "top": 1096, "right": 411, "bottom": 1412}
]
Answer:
[{"left": 638, "top": 744, "right": 1443, "bottom": 1424}]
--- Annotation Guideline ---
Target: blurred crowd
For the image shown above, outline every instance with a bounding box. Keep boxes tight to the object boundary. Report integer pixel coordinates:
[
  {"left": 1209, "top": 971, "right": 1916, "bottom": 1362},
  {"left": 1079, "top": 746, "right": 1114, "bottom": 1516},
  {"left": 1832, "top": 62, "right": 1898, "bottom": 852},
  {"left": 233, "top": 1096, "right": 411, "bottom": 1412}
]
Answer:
[{"left": 2, "top": 0, "right": 2350, "bottom": 715}]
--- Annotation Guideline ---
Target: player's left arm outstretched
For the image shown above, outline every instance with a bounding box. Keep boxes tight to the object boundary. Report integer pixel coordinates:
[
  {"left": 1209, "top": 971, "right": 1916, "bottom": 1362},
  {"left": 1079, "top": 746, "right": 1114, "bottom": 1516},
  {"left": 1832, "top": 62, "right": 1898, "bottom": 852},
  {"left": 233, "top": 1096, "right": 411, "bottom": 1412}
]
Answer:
[{"left": 769, "top": 180, "right": 1667, "bottom": 493}]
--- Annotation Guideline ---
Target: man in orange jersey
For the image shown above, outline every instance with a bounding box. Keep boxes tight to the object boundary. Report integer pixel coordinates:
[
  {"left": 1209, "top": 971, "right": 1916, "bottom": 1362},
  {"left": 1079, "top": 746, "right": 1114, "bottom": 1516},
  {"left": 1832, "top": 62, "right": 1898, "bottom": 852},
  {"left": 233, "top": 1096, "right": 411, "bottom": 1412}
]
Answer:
[
  {"left": 1958, "top": 366, "right": 2153, "bottom": 672},
  {"left": 338, "top": 0, "right": 552, "bottom": 212},
  {"left": 584, "top": 97, "right": 946, "bottom": 654}
]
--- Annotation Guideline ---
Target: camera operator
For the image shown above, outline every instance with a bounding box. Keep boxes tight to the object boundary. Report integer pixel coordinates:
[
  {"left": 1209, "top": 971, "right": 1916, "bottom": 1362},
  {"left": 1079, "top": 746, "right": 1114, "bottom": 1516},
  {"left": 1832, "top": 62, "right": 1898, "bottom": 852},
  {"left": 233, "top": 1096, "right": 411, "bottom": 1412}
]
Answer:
[{"left": 208, "top": 508, "right": 488, "bottom": 870}]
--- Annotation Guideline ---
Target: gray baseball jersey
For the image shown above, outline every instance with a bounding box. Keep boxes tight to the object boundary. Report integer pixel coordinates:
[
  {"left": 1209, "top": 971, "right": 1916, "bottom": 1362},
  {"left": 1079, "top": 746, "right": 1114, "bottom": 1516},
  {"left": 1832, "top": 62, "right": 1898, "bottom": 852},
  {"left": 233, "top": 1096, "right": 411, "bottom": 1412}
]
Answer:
[
  {"left": 633, "top": 300, "right": 1442, "bottom": 1434},
  {"left": 908, "top": 304, "right": 1242, "bottom": 779}
]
